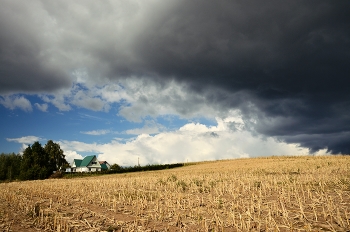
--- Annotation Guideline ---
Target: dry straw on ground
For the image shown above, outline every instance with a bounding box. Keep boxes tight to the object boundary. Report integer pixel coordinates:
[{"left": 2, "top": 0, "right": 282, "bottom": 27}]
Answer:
[{"left": 1, "top": 155, "right": 350, "bottom": 231}]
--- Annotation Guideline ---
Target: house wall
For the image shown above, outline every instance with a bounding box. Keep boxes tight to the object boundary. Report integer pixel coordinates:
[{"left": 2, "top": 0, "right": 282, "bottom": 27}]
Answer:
[
  {"left": 78, "top": 167, "right": 102, "bottom": 172},
  {"left": 78, "top": 167, "right": 89, "bottom": 172}
]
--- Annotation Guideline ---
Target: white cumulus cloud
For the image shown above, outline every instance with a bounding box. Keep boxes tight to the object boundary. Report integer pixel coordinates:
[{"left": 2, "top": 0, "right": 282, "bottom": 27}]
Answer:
[
  {"left": 59, "top": 117, "right": 325, "bottom": 167},
  {"left": 35, "top": 103, "right": 48, "bottom": 112},
  {"left": 63, "top": 150, "right": 84, "bottom": 164},
  {"left": 7, "top": 135, "right": 43, "bottom": 144},
  {"left": 0, "top": 95, "right": 32, "bottom": 112}
]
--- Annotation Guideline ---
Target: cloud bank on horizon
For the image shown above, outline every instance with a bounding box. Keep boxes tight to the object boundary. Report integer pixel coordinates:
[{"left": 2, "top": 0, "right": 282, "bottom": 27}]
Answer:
[{"left": 1, "top": 0, "right": 349, "bottom": 165}]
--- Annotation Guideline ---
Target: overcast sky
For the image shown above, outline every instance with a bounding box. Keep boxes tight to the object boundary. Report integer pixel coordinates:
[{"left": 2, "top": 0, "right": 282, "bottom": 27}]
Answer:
[{"left": 1, "top": 0, "right": 349, "bottom": 166}]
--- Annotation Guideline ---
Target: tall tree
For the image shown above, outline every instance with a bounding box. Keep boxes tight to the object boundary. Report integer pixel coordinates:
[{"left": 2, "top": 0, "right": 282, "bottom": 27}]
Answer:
[
  {"left": 20, "top": 144, "right": 35, "bottom": 180},
  {"left": 0, "top": 153, "right": 22, "bottom": 181},
  {"left": 44, "top": 140, "right": 68, "bottom": 172},
  {"left": 20, "top": 142, "right": 46, "bottom": 180},
  {"left": 19, "top": 140, "right": 68, "bottom": 180}
]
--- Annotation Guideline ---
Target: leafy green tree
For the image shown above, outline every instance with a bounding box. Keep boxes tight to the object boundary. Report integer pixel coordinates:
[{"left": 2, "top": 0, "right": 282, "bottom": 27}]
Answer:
[
  {"left": 0, "top": 153, "right": 9, "bottom": 180},
  {"left": 110, "top": 163, "right": 121, "bottom": 171},
  {"left": 20, "top": 140, "right": 68, "bottom": 180},
  {"left": 20, "top": 145, "right": 33, "bottom": 180},
  {"left": 44, "top": 140, "right": 68, "bottom": 172},
  {"left": 32, "top": 141, "right": 47, "bottom": 167},
  {"left": 20, "top": 142, "right": 47, "bottom": 180},
  {"left": 0, "top": 153, "right": 22, "bottom": 181}
]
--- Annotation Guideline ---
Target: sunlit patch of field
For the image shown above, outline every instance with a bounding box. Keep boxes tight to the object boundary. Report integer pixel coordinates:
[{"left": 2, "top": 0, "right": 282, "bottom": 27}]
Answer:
[{"left": 1, "top": 155, "right": 350, "bottom": 231}]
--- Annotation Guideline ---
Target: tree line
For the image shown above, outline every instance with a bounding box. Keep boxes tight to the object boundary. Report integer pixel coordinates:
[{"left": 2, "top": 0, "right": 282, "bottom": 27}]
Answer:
[
  {"left": 1, "top": 140, "right": 184, "bottom": 182},
  {"left": 0, "top": 140, "right": 68, "bottom": 181},
  {"left": 107, "top": 163, "right": 185, "bottom": 174}
]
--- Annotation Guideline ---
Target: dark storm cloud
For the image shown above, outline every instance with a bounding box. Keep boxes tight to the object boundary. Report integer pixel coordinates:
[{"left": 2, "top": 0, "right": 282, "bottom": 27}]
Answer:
[
  {"left": 0, "top": 1, "right": 72, "bottom": 93},
  {"left": 278, "top": 132, "right": 350, "bottom": 154},
  {"left": 1, "top": 0, "right": 350, "bottom": 153},
  {"left": 128, "top": 0, "right": 350, "bottom": 153}
]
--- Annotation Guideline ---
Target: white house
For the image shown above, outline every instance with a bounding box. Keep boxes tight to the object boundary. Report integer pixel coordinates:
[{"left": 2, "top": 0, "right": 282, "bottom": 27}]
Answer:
[{"left": 66, "top": 155, "right": 110, "bottom": 172}]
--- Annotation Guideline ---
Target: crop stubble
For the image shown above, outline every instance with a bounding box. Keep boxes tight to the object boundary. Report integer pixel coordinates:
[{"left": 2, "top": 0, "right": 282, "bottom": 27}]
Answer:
[{"left": 1, "top": 155, "right": 350, "bottom": 231}]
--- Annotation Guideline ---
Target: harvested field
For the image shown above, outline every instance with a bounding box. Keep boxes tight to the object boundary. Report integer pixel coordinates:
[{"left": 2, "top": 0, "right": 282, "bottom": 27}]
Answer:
[{"left": 1, "top": 155, "right": 350, "bottom": 231}]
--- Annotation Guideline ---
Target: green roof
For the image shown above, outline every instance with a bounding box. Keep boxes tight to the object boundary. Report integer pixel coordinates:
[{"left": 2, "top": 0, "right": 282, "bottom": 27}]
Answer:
[
  {"left": 101, "top": 163, "right": 108, "bottom": 170},
  {"left": 73, "top": 159, "right": 82, "bottom": 167},
  {"left": 80, "top": 155, "right": 96, "bottom": 167}
]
